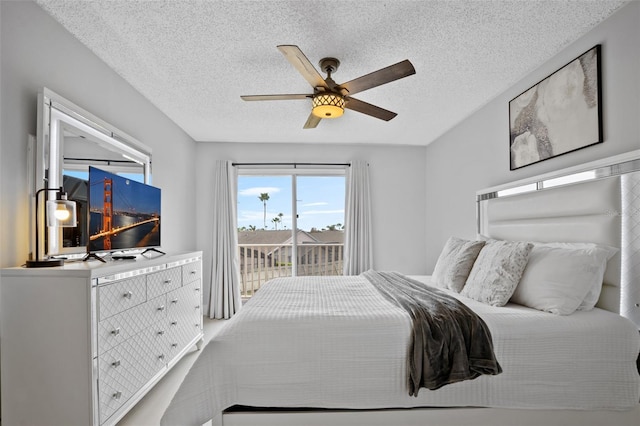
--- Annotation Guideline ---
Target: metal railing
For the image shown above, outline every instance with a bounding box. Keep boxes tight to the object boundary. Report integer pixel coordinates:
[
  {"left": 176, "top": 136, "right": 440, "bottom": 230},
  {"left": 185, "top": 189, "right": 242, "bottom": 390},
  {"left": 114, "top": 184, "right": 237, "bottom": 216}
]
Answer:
[{"left": 238, "top": 243, "right": 344, "bottom": 298}]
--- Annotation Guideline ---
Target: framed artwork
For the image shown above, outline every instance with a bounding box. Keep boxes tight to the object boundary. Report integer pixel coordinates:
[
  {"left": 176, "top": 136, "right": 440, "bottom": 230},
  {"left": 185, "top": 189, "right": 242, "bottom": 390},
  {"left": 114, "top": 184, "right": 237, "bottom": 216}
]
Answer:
[{"left": 509, "top": 45, "right": 602, "bottom": 170}]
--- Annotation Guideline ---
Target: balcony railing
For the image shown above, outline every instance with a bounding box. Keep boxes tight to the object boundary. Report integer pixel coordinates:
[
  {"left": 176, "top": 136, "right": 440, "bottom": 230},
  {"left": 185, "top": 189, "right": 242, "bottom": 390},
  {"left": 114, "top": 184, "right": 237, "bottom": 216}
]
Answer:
[{"left": 238, "top": 243, "right": 344, "bottom": 298}]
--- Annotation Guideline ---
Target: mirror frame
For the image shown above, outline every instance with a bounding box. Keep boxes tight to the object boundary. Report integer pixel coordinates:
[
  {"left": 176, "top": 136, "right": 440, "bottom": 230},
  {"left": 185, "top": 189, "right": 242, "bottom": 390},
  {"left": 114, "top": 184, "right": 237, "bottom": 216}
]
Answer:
[{"left": 34, "top": 88, "right": 153, "bottom": 259}]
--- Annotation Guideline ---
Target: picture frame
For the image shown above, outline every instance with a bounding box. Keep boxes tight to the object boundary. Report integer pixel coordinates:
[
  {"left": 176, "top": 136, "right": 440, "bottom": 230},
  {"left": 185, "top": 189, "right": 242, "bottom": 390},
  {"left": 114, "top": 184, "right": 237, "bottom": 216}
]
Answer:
[{"left": 509, "top": 45, "right": 602, "bottom": 170}]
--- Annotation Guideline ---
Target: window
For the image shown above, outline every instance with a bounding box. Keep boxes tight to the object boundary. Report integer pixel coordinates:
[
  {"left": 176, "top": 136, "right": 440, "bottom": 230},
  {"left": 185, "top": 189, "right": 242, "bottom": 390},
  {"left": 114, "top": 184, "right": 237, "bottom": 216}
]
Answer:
[{"left": 236, "top": 168, "right": 346, "bottom": 297}]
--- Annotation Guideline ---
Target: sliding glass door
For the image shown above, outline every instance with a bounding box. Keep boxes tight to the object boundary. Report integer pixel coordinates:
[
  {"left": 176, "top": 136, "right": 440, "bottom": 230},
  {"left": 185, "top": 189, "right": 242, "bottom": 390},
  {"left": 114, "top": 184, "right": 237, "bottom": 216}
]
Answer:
[
  {"left": 294, "top": 175, "right": 345, "bottom": 277},
  {"left": 237, "top": 171, "right": 345, "bottom": 297}
]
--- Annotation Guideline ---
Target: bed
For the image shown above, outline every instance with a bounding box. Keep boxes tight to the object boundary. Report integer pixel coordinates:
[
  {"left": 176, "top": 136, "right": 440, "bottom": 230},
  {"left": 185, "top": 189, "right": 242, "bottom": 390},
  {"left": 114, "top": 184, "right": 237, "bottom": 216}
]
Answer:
[{"left": 162, "top": 152, "right": 640, "bottom": 426}]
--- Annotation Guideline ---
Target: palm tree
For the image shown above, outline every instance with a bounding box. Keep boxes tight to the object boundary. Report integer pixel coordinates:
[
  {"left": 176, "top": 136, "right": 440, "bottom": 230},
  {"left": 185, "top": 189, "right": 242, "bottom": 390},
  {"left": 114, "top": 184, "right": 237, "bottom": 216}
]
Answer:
[
  {"left": 271, "top": 212, "right": 284, "bottom": 230},
  {"left": 324, "top": 223, "right": 343, "bottom": 231},
  {"left": 258, "top": 193, "right": 270, "bottom": 228},
  {"left": 272, "top": 216, "right": 280, "bottom": 230}
]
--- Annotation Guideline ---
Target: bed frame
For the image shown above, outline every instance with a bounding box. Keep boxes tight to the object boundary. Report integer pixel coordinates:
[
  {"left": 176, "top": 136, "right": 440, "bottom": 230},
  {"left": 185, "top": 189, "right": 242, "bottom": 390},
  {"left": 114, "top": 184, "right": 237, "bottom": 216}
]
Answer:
[
  {"left": 220, "top": 150, "right": 640, "bottom": 426},
  {"left": 477, "top": 150, "right": 640, "bottom": 326}
]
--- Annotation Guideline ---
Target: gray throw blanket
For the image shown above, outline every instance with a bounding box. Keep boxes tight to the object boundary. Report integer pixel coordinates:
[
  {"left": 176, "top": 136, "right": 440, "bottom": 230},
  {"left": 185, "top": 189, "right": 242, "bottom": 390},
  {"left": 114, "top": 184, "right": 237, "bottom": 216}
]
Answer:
[{"left": 362, "top": 270, "right": 502, "bottom": 396}]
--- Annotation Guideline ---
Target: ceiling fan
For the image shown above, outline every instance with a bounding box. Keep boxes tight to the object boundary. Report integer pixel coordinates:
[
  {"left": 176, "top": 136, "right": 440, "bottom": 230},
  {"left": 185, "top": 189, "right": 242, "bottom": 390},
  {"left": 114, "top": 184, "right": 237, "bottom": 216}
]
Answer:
[{"left": 241, "top": 45, "right": 416, "bottom": 129}]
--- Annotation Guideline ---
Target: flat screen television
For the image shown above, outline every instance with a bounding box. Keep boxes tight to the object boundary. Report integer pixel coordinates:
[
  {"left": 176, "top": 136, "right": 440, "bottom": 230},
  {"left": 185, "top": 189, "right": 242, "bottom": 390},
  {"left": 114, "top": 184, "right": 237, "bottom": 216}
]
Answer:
[{"left": 87, "top": 166, "right": 161, "bottom": 255}]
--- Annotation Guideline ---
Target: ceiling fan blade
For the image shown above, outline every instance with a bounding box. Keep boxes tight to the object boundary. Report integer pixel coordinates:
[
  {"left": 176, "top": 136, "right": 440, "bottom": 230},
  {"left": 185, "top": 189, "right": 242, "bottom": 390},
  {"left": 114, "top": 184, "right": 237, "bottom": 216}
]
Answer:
[
  {"left": 277, "top": 45, "right": 328, "bottom": 89},
  {"left": 241, "top": 94, "right": 311, "bottom": 101},
  {"left": 344, "top": 97, "right": 397, "bottom": 121},
  {"left": 338, "top": 60, "right": 416, "bottom": 96},
  {"left": 303, "top": 113, "right": 321, "bottom": 129}
]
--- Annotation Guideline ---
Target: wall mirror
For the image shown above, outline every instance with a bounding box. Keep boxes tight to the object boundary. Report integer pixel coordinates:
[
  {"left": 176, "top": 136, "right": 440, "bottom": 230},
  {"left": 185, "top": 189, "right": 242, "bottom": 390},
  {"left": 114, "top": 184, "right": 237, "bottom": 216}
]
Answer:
[{"left": 33, "top": 88, "right": 152, "bottom": 259}]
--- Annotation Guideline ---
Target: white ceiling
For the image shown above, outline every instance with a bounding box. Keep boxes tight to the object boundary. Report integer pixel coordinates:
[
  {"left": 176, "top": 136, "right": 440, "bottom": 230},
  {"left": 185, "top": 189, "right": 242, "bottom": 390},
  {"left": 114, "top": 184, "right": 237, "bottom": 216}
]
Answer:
[{"left": 35, "top": 0, "right": 628, "bottom": 146}]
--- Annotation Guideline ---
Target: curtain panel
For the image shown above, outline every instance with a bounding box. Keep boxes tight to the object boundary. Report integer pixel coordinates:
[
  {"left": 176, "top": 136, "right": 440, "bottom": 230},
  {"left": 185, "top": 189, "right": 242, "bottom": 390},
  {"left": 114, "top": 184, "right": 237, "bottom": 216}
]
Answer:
[
  {"left": 343, "top": 160, "right": 373, "bottom": 275},
  {"left": 208, "top": 160, "right": 242, "bottom": 319}
]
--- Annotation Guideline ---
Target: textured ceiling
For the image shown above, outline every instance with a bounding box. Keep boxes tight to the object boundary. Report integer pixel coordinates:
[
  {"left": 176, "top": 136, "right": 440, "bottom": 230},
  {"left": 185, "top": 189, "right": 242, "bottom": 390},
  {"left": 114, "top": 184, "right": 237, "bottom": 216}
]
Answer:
[{"left": 35, "top": 0, "right": 628, "bottom": 146}]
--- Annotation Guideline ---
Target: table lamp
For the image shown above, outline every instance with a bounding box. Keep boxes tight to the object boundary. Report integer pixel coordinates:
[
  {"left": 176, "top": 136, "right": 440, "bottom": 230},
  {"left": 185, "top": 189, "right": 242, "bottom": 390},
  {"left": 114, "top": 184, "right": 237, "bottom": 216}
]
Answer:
[{"left": 26, "top": 186, "right": 77, "bottom": 268}]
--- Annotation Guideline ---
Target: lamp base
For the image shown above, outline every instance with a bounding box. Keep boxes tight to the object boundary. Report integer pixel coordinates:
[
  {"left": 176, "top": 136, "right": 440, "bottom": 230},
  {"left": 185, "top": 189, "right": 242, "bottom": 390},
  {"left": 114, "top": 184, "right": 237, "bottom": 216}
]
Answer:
[{"left": 25, "top": 258, "right": 64, "bottom": 268}]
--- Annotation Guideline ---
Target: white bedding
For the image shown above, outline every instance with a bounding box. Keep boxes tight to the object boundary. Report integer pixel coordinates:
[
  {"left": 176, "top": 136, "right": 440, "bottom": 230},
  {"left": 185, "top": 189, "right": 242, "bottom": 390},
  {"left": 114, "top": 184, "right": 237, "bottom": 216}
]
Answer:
[{"left": 161, "top": 275, "right": 640, "bottom": 426}]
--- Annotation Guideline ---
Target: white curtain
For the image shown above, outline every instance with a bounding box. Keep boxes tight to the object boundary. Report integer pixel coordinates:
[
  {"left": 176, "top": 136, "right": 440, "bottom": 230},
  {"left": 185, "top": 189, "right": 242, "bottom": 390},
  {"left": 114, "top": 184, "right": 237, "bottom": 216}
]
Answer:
[
  {"left": 208, "top": 160, "right": 242, "bottom": 319},
  {"left": 343, "top": 160, "right": 373, "bottom": 275}
]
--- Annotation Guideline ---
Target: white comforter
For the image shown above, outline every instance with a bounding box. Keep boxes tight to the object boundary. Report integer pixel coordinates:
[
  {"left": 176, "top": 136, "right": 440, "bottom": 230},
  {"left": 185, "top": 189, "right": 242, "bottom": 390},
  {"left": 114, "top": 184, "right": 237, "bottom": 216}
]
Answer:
[{"left": 161, "top": 275, "right": 640, "bottom": 426}]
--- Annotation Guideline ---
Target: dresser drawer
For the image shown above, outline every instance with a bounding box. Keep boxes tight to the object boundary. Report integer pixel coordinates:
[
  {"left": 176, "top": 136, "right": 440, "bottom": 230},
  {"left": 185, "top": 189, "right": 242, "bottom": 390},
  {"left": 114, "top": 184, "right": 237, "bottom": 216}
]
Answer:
[
  {"left": 98, "top": 327, "right": 167, "bottom": 423},
  {"left": 98, "top": 275, "right": 147, "bottom": 320},
  {"left": 147, "top": 266, "right": 182, "bottom": 299},
  {"left": 166, "top": 280, "right": 202, "bottom": 319},
  {"left": 164, "top": 280, "right": 202, "bottom": 363},
  {"left": 182, "top": 260, "right": 202, "bottom": 285},
  {"left": 164, "top": 316, "right": 202, "bottom": 363},
  {"left": 97, "top": 295, "right": 167, "bottom": 355}
]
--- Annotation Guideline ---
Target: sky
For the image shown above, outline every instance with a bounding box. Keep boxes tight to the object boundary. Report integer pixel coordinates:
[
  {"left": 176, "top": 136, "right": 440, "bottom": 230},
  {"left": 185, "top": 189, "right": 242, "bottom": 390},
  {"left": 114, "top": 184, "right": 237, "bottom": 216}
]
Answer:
[{"left": 237, "top": 175, "right": 345, "bottom": 231}]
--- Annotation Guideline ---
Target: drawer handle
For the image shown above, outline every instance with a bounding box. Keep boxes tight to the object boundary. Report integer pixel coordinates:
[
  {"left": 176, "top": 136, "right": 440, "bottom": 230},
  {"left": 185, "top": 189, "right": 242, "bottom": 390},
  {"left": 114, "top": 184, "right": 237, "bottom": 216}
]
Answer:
[
  {"left": 158, "top": 305, "right": 165, "bottom": 311},
  {"left": 111, "top": 360, "right": 121, "bottom": 368},
  {"left": 113, "top": 391, "right": 122, "bottom": 400},
  {"left": 164, "top": 279, "right": 172, "bottom": 284},
  {"left": 194, "top": 287, "right": 201, "bottom": 292},
  {"left": 171, "top": 299, "right": 179, "bottom": 304},
  {"left": 158, "top": 330, "right": 165, "bottom": 335},
  {"left": 158, "top": 354, "right": 165, "bottom": 360},
  {"left": 111, "top": 328, "right": 121, "bottom": 336},
  {"left": 195, "top": 305, "right": 200, "bottom": 310},
  {"left": 123, "top": 291, "right": 133, "bottom": 299},
  {"left": 190, "top": 270, "right": 197, "bottom": 275},
  {"left": 171, "top": 343, "right": 178, "bottom": 348},
  {"left": 171, "top": 321, "right": 178, "bottom": 326}
]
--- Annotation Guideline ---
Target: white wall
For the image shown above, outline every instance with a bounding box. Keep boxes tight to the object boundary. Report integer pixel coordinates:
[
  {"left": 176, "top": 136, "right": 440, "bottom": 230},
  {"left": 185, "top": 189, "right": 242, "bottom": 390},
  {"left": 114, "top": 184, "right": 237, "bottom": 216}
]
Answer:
[
  {"left": 424, "top": 1, "right": 640, "bottom": 269},
  {"left": 0, "top": 1, "right": 198, "bottom": 269},
  {"left": 196, "top": 142, "right": 428, "bottom": 310}
]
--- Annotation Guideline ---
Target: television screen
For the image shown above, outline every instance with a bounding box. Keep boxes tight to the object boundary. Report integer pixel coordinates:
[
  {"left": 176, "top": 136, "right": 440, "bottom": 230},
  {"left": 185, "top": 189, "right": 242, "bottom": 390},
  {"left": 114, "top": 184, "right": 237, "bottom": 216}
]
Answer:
[{"left": 88, "top": 166, "right": 161, "bottom": 253}]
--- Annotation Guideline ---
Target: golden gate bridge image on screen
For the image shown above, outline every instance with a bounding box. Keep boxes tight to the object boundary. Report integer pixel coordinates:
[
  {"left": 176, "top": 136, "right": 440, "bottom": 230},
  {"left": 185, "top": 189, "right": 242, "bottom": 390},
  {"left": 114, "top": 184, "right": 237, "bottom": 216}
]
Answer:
[{"left": 88, "top": 175, "right": 160, "bottom": 251}]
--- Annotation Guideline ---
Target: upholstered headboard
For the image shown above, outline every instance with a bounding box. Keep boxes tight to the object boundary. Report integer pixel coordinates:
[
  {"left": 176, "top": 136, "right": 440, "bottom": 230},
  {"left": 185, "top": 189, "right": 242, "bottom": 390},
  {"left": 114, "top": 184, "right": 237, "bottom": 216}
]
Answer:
[{"left": 476, "top": 151, "right": 640, "bottom": 327}]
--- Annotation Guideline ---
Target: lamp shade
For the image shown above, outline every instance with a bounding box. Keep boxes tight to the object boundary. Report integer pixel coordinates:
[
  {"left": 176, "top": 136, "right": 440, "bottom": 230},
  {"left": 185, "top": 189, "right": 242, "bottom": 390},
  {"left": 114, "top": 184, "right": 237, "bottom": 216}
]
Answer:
[
  {"left": 312, "top": 93, "right": 345, "bottom": 118},
  {"left": 26, "top": 187, "right": 78, "bottom": 268},
  {"left": 46, "top": 197, "right": 77, "bottom": 227}
]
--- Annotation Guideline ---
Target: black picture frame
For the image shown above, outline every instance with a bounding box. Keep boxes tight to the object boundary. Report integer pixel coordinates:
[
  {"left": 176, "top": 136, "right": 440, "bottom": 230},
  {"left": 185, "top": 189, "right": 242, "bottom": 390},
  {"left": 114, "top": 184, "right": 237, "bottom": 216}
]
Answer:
[{"left": 509, "top": 45, "right": 602, "bottom": 170}]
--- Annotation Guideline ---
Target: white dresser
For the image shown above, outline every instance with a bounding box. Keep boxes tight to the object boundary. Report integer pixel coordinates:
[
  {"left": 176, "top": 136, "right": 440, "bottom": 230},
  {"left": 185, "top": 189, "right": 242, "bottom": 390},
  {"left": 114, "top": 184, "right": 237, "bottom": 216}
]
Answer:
[{"left": 0, "top": 251, "right": 204, "bottom": 426}]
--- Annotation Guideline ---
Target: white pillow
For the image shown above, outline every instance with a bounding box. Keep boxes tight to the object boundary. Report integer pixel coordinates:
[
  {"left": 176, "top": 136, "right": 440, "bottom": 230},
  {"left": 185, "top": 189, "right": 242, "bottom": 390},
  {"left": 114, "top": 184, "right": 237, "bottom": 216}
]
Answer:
[
  {"left": 511, "top": 242, "right": 618, "bottom": 314},
  {"left": 431, "top": 237, "right": 485, "bottom": 292},
  {"left": 461, "top": 240, "right": 533, "bottom": 306}
]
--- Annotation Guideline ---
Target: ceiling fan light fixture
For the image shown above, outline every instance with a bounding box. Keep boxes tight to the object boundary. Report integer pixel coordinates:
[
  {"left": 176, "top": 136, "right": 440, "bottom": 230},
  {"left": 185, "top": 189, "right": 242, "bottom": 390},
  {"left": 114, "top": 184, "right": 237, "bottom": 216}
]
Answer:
[{"left": 312, "top": 93, "right": 344, "bottom": 118}]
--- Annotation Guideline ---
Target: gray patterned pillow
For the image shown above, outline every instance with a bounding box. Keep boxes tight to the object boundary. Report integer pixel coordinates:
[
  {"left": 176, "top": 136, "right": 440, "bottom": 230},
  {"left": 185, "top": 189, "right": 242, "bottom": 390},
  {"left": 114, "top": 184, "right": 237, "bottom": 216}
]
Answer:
[
  {"left": 431, "top": 237, "right": 485, "bottom": 292},
  {"left": 461, "top": 240, "right": 533, "bottom": 306}
]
